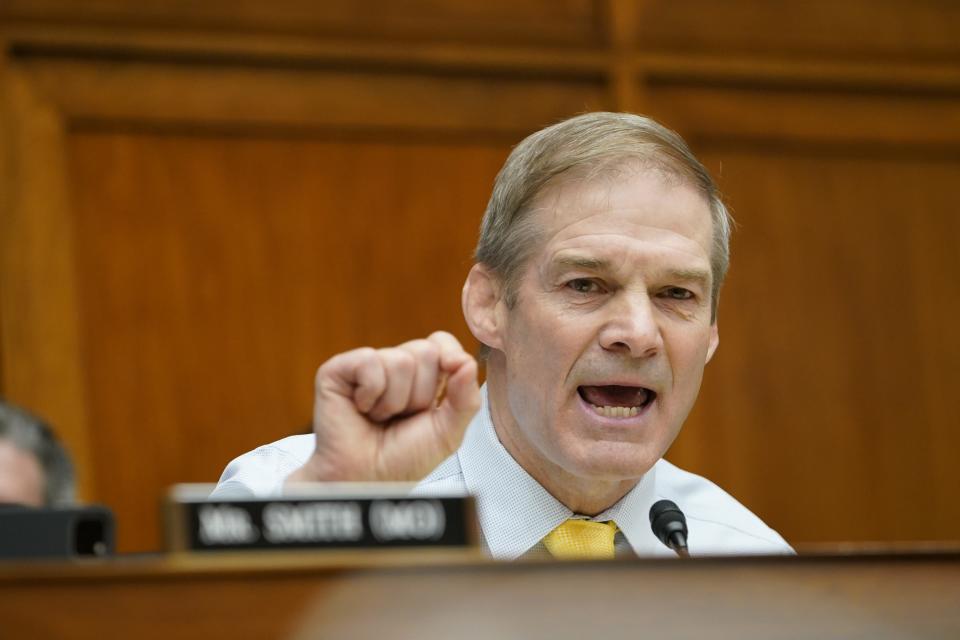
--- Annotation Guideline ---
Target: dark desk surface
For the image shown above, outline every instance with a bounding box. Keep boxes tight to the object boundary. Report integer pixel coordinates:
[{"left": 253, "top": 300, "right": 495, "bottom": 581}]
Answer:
[{"left": 2, "top": 548, "right": 959, "bottom": 639}]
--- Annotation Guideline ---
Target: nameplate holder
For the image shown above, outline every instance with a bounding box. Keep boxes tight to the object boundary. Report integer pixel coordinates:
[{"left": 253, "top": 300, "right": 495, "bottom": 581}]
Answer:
[{"left": 165, "top": 484, "right": 477, "bottom": 552}]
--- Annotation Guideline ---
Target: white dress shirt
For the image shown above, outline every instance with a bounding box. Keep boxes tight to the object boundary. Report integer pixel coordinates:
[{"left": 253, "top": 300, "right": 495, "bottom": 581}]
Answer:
[{"left": 212, "top": 386, "right": 793, "bottom": 559}]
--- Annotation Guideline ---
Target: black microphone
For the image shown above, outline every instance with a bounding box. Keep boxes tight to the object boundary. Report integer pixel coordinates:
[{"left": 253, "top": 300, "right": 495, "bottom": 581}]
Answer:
[{"left": 649, "top": 499, "right": 689, "bottom": 557}]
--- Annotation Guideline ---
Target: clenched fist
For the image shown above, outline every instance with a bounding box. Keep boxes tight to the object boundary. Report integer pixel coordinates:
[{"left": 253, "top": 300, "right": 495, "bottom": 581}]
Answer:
[{"left": 286, "top": 331, "right": 481, "bottom": 485}]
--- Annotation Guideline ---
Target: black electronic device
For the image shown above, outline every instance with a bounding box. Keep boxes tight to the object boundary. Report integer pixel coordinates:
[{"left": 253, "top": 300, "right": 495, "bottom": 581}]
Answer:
[
  {"left": 0, "top": 504, "right": 115, "bottom": 559},
  {"left": 649, "top": 499, "right": 689, "bottom": 557}
]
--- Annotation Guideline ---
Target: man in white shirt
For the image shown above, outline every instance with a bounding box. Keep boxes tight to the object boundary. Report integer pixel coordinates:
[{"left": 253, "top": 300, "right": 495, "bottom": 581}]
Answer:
[{"left": 214, "top": 112, "right": 792, "bottom": 558}]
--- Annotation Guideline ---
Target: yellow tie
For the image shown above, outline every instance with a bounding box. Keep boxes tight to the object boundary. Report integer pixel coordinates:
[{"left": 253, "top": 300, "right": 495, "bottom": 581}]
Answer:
[{"left": 543, "top": 519, "right": 619, "bottom": 560}]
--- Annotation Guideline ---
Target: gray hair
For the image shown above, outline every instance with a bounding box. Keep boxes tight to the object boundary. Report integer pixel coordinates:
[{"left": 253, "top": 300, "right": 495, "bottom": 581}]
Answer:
[
  {"left": 476, "top": 112, "right": 732, "bottom": 320},
  {"left": 0, "top": 400, "right": 76, "bottom": 506}
]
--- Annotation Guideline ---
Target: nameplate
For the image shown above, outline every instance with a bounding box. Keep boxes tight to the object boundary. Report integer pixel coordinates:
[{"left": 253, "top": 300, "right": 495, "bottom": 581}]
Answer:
[{"left": 165, "top": 484, "right": 477, "bottom": 552}]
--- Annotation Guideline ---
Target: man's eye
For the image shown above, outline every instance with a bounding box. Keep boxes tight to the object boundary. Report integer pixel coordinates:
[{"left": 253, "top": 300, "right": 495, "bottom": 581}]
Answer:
[
  {"left": 567, "top": 278, "right": 600, "bottom": 294},
  {"left": 662, "top": 287, "right": 694, "bottom": 300}
]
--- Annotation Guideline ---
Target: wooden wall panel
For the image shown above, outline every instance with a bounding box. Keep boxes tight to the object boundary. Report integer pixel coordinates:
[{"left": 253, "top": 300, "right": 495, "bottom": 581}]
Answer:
[
  {"left": 646, "top": 84, "right": 960, "bottom": 147},
  {"left": 67, "top": 133, "right": 509, "bottom": 551},
  {"left": 651, "top": 59, "right": 960, "bottom": 545},
  {"left": 672, "top": 148, "right": 960, "bottom": 543},
  {"left": 0, "top": 66, "right": 95, "bottom": 497},
  {"left": 0, "top": 0, "right": 604, "bottom": 47},
  {"left": 635, "top": 0, "right": 960, "bottom": 56},
  {"left": 0, "top": 34, "right": 607, "bottom": 552},
  {"left": 18, "top": 59, "right": 606, "bottom": 135}
]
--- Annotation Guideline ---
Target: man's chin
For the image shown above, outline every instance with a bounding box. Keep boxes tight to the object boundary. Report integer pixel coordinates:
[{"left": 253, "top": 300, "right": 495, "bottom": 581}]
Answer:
[{"left": 565, "top": 445, "right": 659, "bottom": 482}]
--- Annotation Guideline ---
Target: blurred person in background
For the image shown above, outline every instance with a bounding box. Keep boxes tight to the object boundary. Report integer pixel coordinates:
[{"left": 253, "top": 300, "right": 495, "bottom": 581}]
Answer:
[{"left": 0, "top": 400, "right": 75, "bottom": 508}]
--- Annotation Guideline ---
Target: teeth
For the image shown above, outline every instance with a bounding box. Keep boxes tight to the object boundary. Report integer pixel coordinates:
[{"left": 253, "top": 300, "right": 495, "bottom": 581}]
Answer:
[{"left": 591, "top": 404, "right": 641, "bottom": 418}]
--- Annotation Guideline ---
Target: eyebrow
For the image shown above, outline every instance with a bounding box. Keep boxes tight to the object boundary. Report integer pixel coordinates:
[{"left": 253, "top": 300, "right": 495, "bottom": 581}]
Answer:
[
  {"left": 663, "top": 268, "right": 712, "bottom": 287},
  {"left": 551, "top": 256, "right": 612, "bottom": 272},
  {"left": 550, "top": 255, "right": 712, "bottom": 288},
  {"left": 554, "top": 257, "right": 710, "bottom": 281}
]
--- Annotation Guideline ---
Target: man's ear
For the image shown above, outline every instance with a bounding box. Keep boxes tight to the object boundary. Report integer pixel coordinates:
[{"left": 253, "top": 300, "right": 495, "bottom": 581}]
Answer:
[
  {"left": 705, "top": 321, "right": 719, "bottom": 364},
  {"left": 462, "top": 263, "right": 505, "bottom": 351}
]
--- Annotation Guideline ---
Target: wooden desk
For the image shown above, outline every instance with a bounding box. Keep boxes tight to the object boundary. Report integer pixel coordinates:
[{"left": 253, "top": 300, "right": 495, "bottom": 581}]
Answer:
[{"left": 2, "top": 550, "right": 958, "bottom": 639}]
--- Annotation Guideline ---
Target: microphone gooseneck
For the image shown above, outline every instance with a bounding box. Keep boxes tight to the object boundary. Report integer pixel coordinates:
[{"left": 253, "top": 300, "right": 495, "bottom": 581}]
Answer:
[{"left": 649, "top": 499, "right": 689, "bottom": 557}]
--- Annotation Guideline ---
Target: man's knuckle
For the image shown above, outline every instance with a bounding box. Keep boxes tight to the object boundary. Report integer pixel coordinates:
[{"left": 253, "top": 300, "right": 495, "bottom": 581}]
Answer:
[
  {"left": 355, "top": 347, "right": 378, "bottom": 362},
  {"left": 315, "top": 357, "right": 341, "bottom": 388},
  {"left": 394, "top": 350, "right": 417, "bottom": 372},
  {"left": 408, "top": 340, "right": 440, "bottom": 365},
  {"left": 423, "top": 342, "right": 442, "bottom": 362}
]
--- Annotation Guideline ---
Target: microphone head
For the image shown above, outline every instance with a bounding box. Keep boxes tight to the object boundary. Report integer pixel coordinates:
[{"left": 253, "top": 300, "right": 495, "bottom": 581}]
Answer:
[{"left": 649, "top": 499, "right": 688, "bottom": 549}]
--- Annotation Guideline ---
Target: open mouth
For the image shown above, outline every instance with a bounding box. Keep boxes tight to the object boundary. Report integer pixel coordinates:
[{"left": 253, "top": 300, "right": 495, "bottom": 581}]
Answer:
[{"left": 577, "top": 385, "right": 657, "bottom": 418}]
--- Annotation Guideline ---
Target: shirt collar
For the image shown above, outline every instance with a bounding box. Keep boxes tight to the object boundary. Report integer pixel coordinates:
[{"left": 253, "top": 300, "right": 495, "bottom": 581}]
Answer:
[{"left": 459, "top": 385, "right": 666, "bottom": 559}]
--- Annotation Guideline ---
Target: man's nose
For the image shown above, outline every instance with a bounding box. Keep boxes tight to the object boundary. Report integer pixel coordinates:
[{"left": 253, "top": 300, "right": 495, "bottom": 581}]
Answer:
[{"left": 597, "top": 292, "right": 662, "bottom": 358}]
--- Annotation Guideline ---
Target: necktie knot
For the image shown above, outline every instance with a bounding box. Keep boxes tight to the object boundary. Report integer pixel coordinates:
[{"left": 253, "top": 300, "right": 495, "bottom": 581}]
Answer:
[{"left": 543, "top": 519, "right": 618, "bottom": 560}]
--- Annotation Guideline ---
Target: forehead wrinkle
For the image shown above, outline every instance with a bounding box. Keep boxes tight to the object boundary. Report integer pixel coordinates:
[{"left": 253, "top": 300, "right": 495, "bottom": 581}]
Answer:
[
  {"left": 548, "top": 231, "right": 711, "bottom": 271},
  {"left": 524, "top": 174, "right": 715, "bottom": 287},
  {"left": 536, "top": 202, "right": 713, "bottom": 260}
]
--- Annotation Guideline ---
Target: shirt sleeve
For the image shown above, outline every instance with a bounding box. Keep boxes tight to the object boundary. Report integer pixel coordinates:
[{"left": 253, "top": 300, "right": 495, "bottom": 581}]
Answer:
[{"left": 208, "top": 436, "right": 314, "bottom": 499}]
